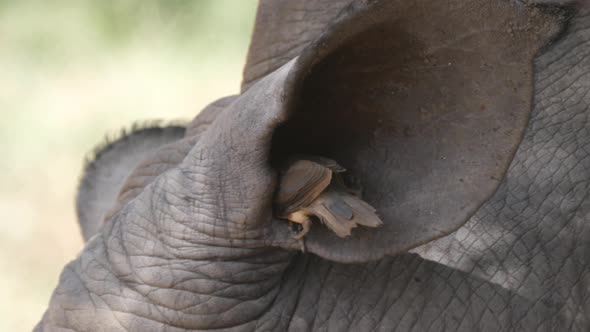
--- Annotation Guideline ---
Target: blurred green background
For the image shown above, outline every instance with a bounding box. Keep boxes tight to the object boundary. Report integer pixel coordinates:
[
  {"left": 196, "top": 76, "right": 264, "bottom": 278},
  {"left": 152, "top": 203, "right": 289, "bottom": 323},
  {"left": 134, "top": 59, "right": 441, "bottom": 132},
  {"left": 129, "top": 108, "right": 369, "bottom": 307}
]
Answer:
[{"left": 0, "top": 1, "right": 257, "bottom": 329}]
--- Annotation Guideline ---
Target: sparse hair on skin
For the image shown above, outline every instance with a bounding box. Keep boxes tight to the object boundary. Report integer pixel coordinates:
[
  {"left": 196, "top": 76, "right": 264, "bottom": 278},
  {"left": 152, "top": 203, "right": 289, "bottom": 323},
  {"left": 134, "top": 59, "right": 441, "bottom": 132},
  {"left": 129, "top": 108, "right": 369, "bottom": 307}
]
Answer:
[
  {"left": 82, "top": 120, "right": 187, "bottom": 172},
  {"left": 77, "top": 121, "right": 187, "bottom": 241}
]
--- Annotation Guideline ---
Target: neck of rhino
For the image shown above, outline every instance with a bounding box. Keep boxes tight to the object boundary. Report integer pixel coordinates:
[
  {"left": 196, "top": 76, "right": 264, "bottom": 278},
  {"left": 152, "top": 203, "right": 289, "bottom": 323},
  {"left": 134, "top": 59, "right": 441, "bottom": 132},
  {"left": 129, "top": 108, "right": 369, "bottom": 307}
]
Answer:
[{"left": 40, "top": 178, "right": 296, "bottom": 331}]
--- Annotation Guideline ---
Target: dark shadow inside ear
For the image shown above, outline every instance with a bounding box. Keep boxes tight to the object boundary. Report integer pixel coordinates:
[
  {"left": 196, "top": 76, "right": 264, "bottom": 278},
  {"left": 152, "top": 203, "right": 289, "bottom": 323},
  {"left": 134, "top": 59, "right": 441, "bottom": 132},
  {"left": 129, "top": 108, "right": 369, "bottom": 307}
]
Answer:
[{"left": 270, "top": 0, "right": 569, "bottom": 262}]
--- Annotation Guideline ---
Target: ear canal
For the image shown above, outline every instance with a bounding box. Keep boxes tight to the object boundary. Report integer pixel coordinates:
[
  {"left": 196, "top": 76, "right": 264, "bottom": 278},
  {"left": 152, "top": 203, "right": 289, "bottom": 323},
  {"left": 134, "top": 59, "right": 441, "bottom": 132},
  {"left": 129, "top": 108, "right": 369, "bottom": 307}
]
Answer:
[
  {"left": 265, "top": 0, "right": 569, "bottom": 262},
  {"left": 77, "top": 125, "right": 185, "bottom": 241}
]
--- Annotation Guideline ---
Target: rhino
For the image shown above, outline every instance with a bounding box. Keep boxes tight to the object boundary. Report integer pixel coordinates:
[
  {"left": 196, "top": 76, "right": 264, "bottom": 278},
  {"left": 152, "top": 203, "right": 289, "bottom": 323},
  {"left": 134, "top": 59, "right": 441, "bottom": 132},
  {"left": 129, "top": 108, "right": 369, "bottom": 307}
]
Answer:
[{"left": 37, "top": 0, "right": 589, "bottom": 331}]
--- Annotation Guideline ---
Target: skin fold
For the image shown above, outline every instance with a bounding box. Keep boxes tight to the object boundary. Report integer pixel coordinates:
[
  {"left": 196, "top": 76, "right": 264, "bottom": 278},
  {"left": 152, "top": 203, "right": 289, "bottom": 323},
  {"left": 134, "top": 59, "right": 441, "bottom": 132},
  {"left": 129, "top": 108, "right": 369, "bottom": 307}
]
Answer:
[
  {"left": 77, "top": 125, "right": 186, "bottom": 241},
  {"left": 36, "top": 0, "right": 589, "bottom": 331}
]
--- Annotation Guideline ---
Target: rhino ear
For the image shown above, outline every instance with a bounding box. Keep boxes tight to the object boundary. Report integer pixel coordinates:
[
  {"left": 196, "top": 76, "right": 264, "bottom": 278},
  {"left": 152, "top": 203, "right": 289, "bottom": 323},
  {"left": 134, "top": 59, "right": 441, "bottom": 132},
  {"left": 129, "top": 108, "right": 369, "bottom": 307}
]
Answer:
[
  {"left": 267, "top": 0, "right": 569, "bottom": 262},
  {"left": 77, "top": 125, "right": 185, "bottom": 241}
]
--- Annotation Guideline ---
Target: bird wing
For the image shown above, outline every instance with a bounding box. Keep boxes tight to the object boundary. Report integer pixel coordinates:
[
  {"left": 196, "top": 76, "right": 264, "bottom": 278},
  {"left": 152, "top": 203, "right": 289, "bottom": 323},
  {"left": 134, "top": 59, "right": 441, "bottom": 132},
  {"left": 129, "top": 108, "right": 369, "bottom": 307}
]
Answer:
[
  {"left": 307, "top": 156, "right": 346, "bottom": 173},
  {"left": 286, "top": 155, "right": 346, "bottom": 172},
  {"left": 276, "top": 160, "right": 332, "bottom": 216},
  {"left": 308, "top": 189, "right": 383, "bottom": 238}
]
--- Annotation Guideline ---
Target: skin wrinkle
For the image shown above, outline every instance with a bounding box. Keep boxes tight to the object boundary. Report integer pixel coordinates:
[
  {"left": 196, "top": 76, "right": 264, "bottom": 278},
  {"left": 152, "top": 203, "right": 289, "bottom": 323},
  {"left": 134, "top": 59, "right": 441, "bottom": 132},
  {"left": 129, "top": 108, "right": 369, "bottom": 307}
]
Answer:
[
  {"left": 429, "top": 278, "right": 467, "bottom": 330},
  {"left": 105, "top": 185, "right": 285, "bottom": 329},
  {"left": 366, "top": 263, "right": 399, "bottom": 330},
  {"left": 176, "top": 154, "right": 268, "bottom": 237},
  {"left": 414, "top": 7, "right": 588, "bottom": 320},
  {"left": 51, "top": 66, "right": 298, "bottom": 326},
  {"left": 38, "top": 2, "right": 590, "bottom": 331},
  {"left": 398, "top": 263, "right": 446, "bottom": 327},
  {"left": 83, "top": 239, "right": 163, "bottom": 329},
  {"left": 104, "top": 114, "right": 217, "bottom": 234},
  {"left": 354, "top": 268, "right": 390, "bottom": 330},
  {"left": 399, "top": 262, "right": 440, "bottom": 330},
  {"left": 294, "top": 262, "right": 330, "bottom": 331},
  {"left": 343, "top": 263, "right": 376, "bottom": 328},
  {"left": 538, "top": 67, "right": 589, "bottom": 99},
  {"left": 422, "top": 274, "right": 459, "bottom": 331},
  {"left": 292, "top": 254, "right": 540, "bottom": 331},
  {"left": 141, "top": 280, "right": 274, "bottom": 307},
  {"left": 270, "top": 257, "right": 306, "bottom": 330}
]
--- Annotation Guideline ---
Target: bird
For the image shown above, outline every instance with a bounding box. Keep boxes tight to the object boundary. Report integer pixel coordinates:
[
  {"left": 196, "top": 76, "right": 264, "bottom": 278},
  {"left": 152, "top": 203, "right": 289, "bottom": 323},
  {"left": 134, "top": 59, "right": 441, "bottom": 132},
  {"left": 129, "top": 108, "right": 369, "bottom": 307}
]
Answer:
[{"left": 275, "top": 156, "right": 383, "bottom": 240}]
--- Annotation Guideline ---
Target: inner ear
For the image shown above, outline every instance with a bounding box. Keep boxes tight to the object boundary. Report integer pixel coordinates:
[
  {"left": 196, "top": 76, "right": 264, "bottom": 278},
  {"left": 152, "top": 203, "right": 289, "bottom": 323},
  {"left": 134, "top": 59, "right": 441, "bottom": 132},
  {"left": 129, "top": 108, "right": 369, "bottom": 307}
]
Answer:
[{"left": 270, "top": 0, "right": 568, "bottom": 262}]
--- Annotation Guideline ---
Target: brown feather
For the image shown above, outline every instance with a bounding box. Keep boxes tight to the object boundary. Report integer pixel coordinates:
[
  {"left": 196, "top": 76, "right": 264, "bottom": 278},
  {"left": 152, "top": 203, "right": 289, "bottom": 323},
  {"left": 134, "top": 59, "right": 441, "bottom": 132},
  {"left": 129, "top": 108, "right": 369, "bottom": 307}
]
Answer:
[
  {"left": 308, "top": 199, "right": 357, "bottom": 238},
  {"left": 276, "top": 157, "right": 383, "bottom": 238},
  {"left": 287, "top": 155, "right": 346, "bottom": 173},
  {"left": 307, "top": 190, "right": 383, "bottom": 238},
  {"left": 276, "top": 160, "right": 332, "bottom": 216},
  {"left": 340, "top": 194, "right": 383, "bottom": 228},
  {"left": 308, "top": 156, "right": 346, "bottom": 173}
]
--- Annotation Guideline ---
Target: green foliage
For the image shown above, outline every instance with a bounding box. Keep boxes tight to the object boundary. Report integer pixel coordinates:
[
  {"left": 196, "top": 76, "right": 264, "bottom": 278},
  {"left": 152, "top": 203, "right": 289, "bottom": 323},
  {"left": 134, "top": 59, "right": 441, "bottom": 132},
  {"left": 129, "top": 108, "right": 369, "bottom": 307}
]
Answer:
[{"left": 0, "top": 0, "right": 257, "bottom": 65}]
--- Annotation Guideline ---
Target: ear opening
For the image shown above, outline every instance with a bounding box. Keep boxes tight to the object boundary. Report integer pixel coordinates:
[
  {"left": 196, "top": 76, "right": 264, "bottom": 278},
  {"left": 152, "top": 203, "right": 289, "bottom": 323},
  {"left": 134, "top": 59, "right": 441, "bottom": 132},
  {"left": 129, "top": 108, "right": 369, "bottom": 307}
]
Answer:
[{"left": 269, "top": 0, "right": 569, "bottom": 262}]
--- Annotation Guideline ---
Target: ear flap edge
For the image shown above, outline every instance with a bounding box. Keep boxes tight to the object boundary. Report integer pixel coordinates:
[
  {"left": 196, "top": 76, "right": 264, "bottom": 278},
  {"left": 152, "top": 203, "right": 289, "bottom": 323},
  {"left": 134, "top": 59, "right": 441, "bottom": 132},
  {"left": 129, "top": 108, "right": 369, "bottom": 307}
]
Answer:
[{"left": 269, "top": 0, "right": 570, "bottom": 262}]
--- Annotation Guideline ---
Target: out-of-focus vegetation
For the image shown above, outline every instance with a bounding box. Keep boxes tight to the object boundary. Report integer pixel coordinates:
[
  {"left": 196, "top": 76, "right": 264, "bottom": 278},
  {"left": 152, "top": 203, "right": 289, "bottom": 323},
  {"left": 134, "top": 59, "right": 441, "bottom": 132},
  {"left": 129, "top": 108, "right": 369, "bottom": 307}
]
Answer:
[{"left": 0, "top": 1, "right": 257, "bottom": 329}]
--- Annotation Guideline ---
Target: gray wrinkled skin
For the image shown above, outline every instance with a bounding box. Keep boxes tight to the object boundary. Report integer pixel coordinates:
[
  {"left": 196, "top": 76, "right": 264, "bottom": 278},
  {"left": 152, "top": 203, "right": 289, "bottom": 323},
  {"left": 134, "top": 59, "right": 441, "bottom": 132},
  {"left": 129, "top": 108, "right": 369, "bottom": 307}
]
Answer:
[
  {"left": 411, "top": 6, "right": 590, "bottom": 329},
  {"left": 36, "top": 1, "right": 589, "bottom": 331},
  {"left": 77, "top": 125, "right": 186, "bottom": 241}
]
